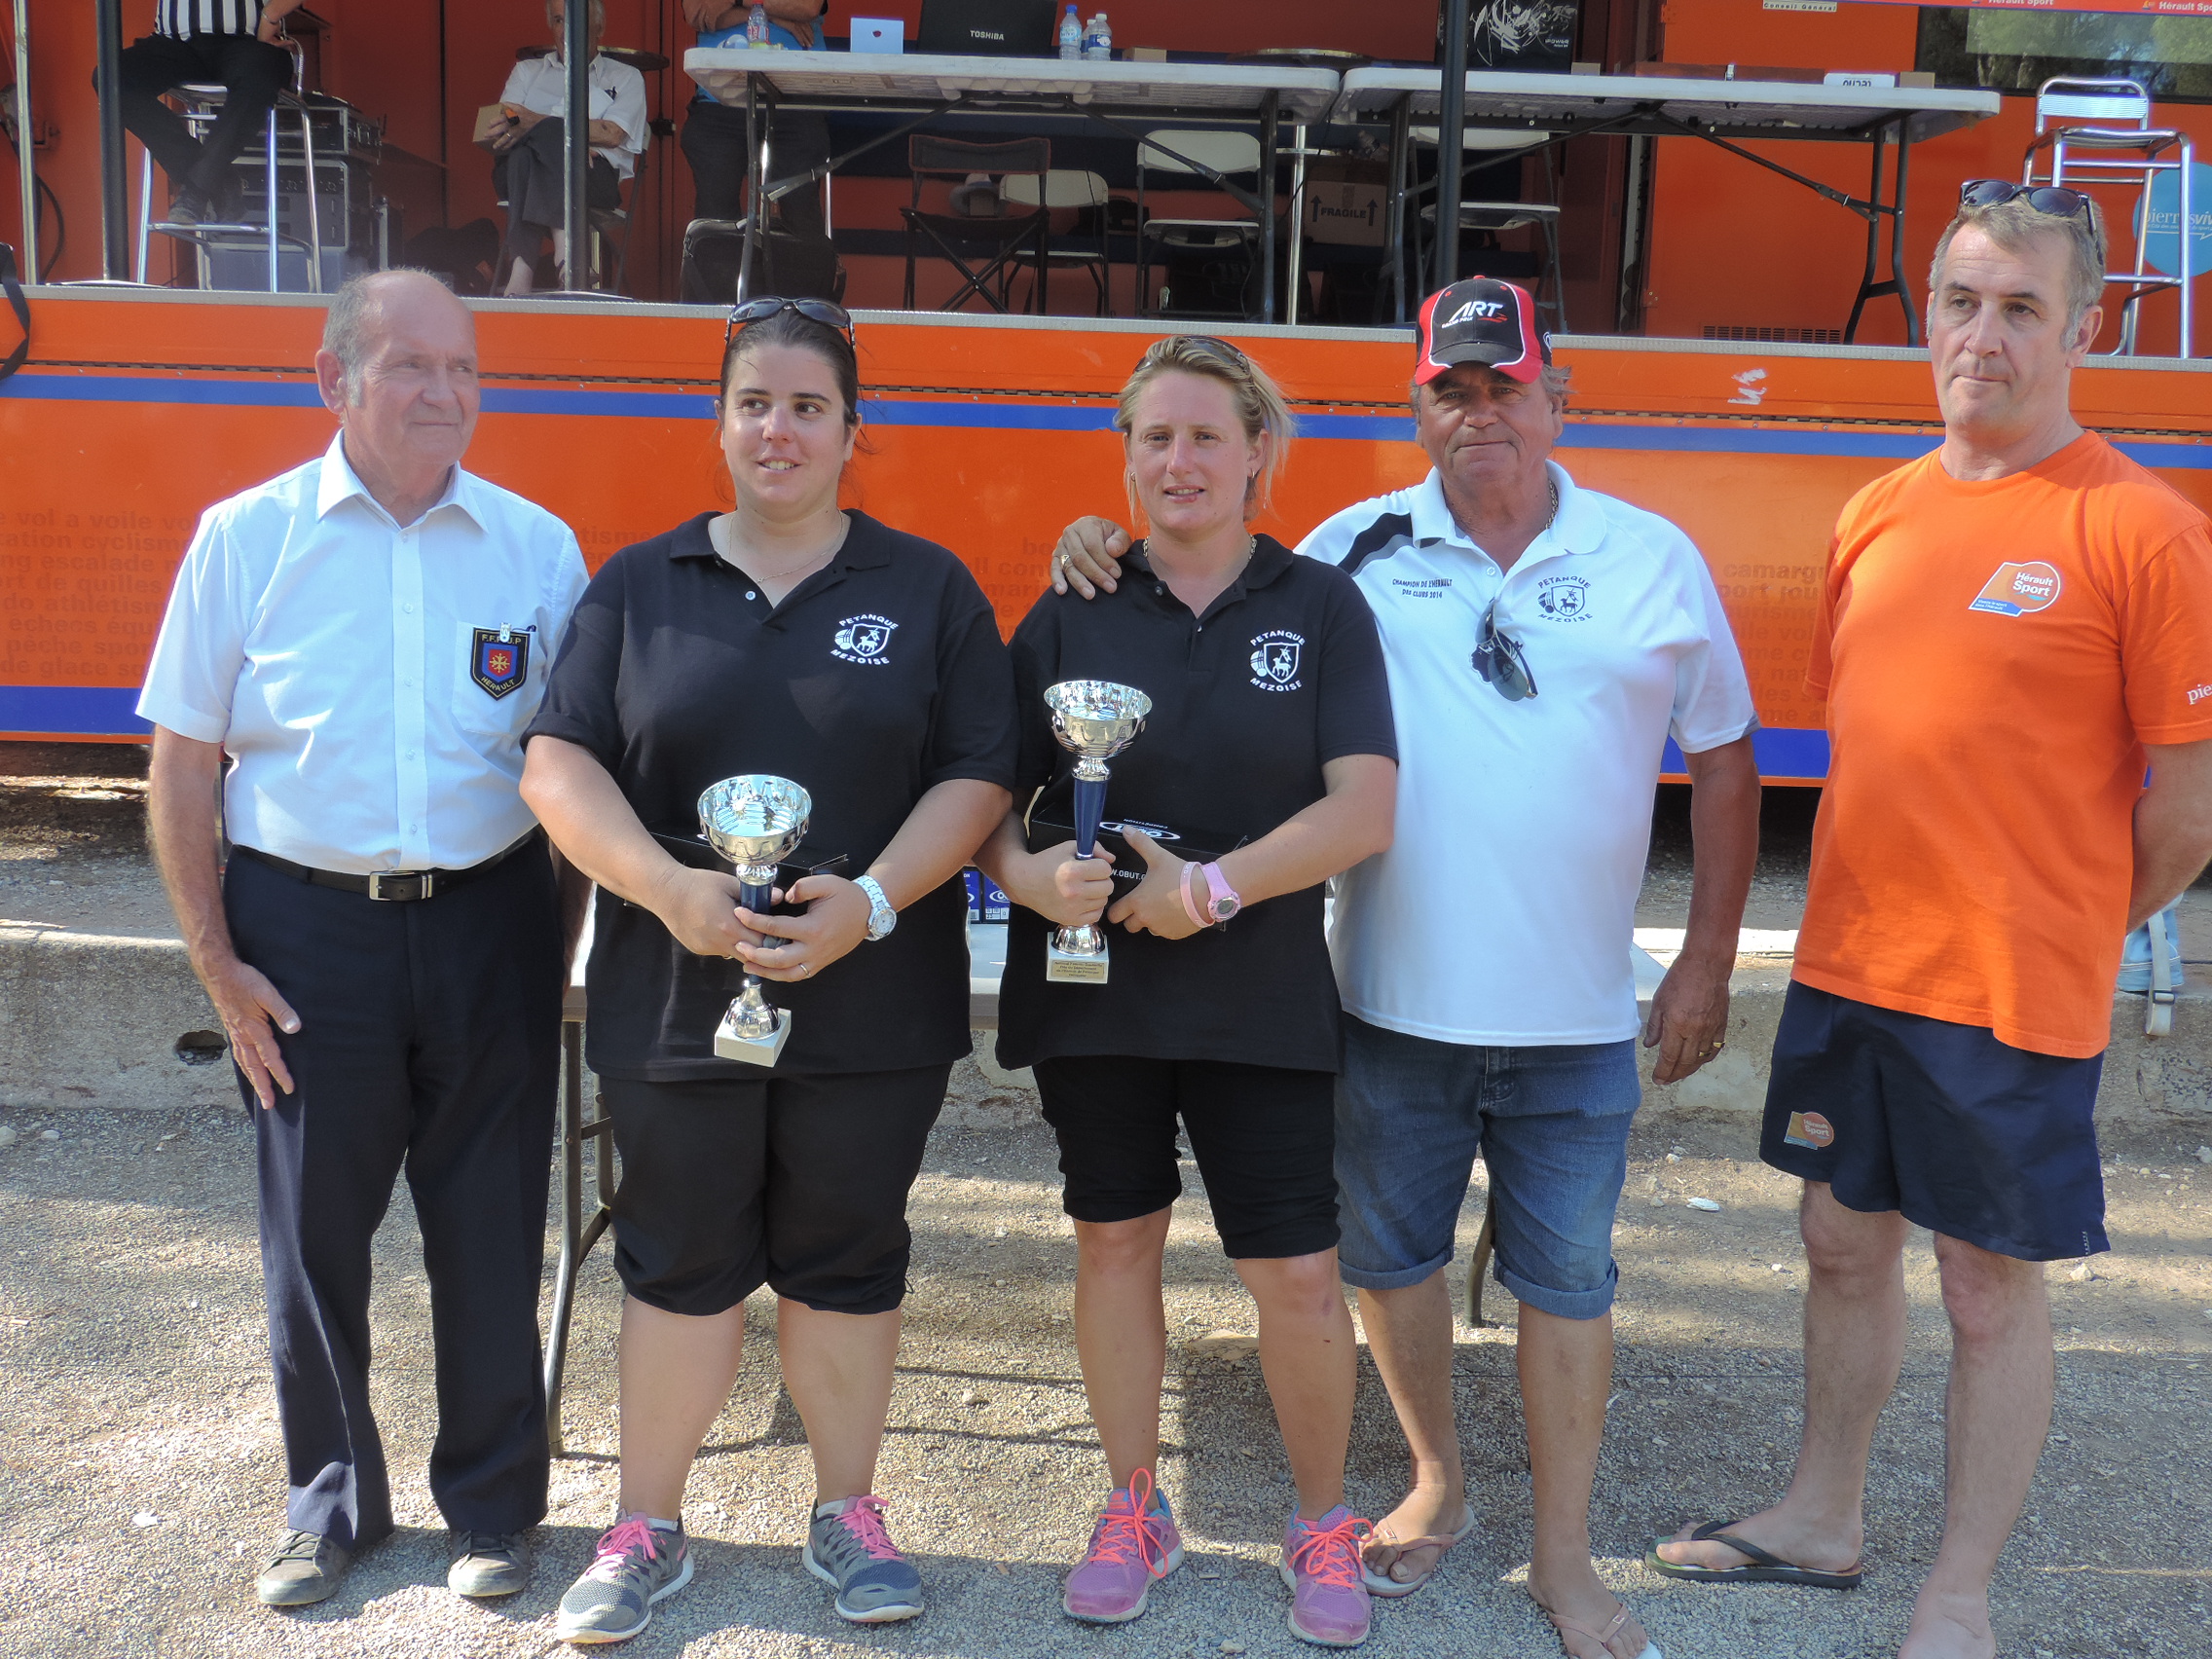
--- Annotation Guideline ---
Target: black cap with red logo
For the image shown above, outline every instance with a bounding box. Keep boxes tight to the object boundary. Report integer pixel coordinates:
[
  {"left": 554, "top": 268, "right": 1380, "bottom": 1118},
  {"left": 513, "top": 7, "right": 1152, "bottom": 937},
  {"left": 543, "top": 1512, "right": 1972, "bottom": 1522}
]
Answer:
[{"left": 1414, "top": 276, "right": 1550, "bottom": 386}]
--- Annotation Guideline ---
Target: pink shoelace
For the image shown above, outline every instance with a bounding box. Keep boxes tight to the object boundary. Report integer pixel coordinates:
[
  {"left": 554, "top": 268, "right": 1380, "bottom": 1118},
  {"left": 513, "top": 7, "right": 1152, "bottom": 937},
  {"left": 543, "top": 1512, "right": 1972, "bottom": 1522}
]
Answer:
[
  {"left": 1287, "top": 1510, "right": 1374, "bottom": 1592},
  {"left": 584, "top": 1515, "right": 664, "bottom": 1583},
  {"left": 1086, "top": 1468, "right": 1174, "bottom": 1580},
  {"left": 834, "top": 1494, "right": 904, "bottom": 1563}
]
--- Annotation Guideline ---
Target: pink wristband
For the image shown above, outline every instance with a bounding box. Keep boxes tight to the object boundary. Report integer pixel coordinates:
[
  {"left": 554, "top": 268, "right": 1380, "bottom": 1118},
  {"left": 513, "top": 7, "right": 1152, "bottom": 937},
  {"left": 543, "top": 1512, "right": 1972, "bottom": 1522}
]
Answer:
[{"left": 1179, "top": 861, "right": 1208, "bottom": 929}]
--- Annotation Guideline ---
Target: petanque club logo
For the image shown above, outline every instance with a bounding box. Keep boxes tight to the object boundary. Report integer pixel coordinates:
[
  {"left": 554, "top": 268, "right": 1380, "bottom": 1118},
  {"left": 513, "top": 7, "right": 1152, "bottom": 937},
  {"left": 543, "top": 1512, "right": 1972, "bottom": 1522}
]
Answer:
[
  {"left": 1536, "top": 574, "right": 1591, "bottom": 621},
  {"left": 832, "top": 613, "right": 900, "bottom": 664},
  {"left": 1248, "top": 630, "right": 1305, "bottom": 692}
]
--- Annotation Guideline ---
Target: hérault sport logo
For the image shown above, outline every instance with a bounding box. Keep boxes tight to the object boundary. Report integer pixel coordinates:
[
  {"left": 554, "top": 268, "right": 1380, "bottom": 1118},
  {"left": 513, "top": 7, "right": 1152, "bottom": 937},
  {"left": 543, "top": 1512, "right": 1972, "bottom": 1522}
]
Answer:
[{"left": 1968, "top": 561, "right": 2062, "bottom": 617}]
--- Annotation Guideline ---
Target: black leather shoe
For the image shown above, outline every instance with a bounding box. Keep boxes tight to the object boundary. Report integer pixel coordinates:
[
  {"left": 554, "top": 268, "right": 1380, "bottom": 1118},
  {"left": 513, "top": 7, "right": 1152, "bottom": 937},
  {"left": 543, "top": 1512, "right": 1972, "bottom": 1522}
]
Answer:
[
  {"left": 255, "top": 1530, "right": 351, "bottom": 1606},
  {"left": 448, "top": 1530, "right": 533, "bottom": 1598}
]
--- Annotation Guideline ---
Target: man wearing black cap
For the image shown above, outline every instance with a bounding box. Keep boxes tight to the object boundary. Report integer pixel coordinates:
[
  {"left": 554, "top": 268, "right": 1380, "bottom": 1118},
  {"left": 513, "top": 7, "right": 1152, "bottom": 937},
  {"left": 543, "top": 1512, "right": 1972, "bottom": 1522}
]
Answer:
[{"left": 1051, "top": 278, "right": 1761, "bottom": 1658}]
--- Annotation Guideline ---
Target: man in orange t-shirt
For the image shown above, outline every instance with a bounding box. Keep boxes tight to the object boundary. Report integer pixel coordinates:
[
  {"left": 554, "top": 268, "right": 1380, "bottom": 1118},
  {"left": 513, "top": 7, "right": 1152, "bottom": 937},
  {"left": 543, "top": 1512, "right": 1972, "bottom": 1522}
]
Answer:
[{"left": 1655, "top": 188, "right": 2212, "bottom": 1659}]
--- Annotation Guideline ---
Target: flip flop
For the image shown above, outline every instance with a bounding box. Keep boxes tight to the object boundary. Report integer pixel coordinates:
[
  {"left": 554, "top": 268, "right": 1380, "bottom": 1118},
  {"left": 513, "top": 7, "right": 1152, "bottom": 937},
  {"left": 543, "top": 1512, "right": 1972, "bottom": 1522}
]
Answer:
[
  {"left": 1545, "top": 1602, "right": 1661, "bottom": 1659},
  {"left": 1359, "top": 1503, "right": 1476, "bottom": 1597},
  {"left": 1643, "top": 1520, "right": 1863, "bottom": 1591}
]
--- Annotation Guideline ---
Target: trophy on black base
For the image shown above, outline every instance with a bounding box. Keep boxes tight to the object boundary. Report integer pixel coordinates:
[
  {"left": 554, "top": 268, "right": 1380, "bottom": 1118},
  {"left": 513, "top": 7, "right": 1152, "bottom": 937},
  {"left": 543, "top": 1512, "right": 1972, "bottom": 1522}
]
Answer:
[
  {"left": 1042, "top": 680, "right": 1152, "bottom": 984},
  {"left": 698, "top": 774, "right": 812, "bottom": 1064}
]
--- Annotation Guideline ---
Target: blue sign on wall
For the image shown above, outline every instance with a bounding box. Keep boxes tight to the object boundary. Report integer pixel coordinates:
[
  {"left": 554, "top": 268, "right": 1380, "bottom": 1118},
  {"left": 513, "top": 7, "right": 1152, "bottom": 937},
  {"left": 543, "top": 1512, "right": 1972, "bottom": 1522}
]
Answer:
[{"left": 2139, "top": 163, "right": 2212, "bottom": 278}]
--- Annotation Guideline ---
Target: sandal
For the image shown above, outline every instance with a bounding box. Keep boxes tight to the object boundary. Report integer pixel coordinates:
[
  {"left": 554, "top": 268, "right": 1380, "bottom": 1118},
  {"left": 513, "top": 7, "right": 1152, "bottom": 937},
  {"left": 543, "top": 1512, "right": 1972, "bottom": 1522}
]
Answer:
[
  {"left": 1644, "top": 1520, "right": 1863, "bottom": 1590},
  {"left": 1545, "top": 1601, "right": 1661, "bottom": 1659},
  {"left": 1358, "top": 1503, "right": 1476, "bottom": 1597}
]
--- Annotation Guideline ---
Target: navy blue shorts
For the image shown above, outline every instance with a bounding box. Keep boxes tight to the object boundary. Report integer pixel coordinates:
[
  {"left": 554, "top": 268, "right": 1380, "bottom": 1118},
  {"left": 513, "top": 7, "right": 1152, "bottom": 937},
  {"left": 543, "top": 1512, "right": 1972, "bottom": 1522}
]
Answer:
[{"left": 1760, "top": 982, "right": 2108, "bottom": 1262}]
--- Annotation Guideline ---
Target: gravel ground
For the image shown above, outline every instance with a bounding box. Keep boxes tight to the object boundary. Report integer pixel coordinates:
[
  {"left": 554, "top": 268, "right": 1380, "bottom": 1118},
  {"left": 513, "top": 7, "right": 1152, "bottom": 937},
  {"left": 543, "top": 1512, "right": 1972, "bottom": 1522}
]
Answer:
[
  {"left": 4, "top": 749, "right": 2211, "bottom": 1657},
  {"left": 0, "top": 1106, "right": 2206, "bottom": 1659}
]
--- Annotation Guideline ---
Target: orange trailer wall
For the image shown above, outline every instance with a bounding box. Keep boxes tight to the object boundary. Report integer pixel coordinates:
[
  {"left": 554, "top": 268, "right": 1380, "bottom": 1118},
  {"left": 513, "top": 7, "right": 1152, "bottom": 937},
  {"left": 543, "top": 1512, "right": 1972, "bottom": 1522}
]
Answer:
[{"left": 7, "top": 296, "right": 2212, "bottom": 778}]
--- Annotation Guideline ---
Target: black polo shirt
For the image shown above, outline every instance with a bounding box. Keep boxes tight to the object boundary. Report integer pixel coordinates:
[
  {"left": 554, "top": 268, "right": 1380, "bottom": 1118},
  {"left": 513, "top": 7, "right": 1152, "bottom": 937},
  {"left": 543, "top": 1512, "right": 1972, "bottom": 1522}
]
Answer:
[
  {"left": 995, "top": 536, "right": 1395, "bottom": 1074},
  {"left": 527, "top": 510, "right": 1017, "bottom": 1080}
]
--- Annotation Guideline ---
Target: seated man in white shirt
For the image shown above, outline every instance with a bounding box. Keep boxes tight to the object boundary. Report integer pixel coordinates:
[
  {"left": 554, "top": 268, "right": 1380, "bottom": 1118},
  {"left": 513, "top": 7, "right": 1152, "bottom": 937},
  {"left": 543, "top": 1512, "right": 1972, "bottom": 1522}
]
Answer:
[
  {"left": 1050, "top": 282, "right": 1762, "bottom": 1659},
  {"left": 488, "top": 0, "right": 648, "bottom": 294},
  {"left": 139, "top": 270, "right": 589, "bottom": 1609}
]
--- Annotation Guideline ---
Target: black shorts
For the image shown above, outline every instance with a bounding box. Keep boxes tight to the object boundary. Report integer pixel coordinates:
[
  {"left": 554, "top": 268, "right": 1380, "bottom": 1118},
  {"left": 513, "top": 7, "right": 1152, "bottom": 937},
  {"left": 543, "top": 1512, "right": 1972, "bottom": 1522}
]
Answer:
[
  {"left": 1760, "top": 982, "right": 2108, "bottom": 1262},
  {"left": 601, "top": 1064, "right": 951, "bottom": 1317},
  {"left": 1033, "top": 1055, "right": 1340, "bottom": 1260}
]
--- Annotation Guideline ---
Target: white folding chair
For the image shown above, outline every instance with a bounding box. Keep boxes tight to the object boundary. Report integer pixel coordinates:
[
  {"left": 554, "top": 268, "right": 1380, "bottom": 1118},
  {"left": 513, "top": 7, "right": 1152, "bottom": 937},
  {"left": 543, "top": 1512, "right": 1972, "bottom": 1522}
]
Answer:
[
  {"left": 1002, "top": 168, "right": 1111, "bottom": 315},
  {"left": 1135, "top": 129, "right": 1265, "bottom": 320},
  {"left": 2023, "top": 77, "right": 2193, "bottom": 358},
  {"left": 1413, "top": 126, "right": 1566, "bottom": 333}
]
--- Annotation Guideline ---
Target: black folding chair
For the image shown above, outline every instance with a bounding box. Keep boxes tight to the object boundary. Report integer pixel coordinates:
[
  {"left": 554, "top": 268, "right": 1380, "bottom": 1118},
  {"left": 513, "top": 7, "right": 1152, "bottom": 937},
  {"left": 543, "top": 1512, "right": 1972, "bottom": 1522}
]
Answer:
[{"left": 901, "top": 135, "right": 1051, "bottom": 313}]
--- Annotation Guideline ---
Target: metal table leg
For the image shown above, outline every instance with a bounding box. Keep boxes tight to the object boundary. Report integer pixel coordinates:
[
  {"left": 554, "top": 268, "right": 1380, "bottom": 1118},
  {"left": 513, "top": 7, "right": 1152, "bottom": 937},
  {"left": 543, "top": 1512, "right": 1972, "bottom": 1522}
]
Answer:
[
  {"left": 544, "top": 1014, "right": 613, "bottom": 1456},
  {"left": 1386, "top": 95, "right": 1412, "bottom": 324},
  {"left": 1284, "top": 122, "right": 1308, "bottom": 327}
]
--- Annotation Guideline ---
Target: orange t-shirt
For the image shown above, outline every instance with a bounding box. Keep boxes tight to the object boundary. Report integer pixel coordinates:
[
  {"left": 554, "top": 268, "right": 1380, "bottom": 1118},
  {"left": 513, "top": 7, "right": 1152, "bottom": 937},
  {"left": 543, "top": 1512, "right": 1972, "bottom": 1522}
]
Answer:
[{"left": 1796, "top": 432, "right": 2212, "bottom": 1057}]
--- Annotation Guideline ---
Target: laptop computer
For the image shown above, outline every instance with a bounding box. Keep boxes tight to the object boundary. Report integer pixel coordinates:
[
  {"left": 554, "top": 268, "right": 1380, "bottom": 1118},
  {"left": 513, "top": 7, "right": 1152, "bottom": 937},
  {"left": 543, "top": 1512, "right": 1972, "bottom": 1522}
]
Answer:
[{"left": 916, "top": 0, "right": 1057, "bottom": 57}]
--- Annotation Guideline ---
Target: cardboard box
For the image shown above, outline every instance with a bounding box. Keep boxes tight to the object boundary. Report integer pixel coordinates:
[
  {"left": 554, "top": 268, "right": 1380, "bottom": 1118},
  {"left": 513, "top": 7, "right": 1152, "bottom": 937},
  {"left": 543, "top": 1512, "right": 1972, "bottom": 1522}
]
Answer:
[
  {"left": 472, "top": 103, "right": 515, "bottom": 152},
  {"left": 1303, "top": 160, "right": 1388, "bottom": 248}
]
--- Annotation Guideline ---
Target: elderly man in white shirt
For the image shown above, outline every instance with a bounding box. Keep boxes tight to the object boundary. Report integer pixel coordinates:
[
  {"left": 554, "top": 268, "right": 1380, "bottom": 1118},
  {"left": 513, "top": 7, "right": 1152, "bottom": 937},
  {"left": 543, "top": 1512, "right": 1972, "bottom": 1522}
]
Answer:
[
  {"left": 488, "top": 0, "right": 649, "bottom": 294},
  {"left": 1052, "top": 280, "right": 1762, "bottom": 1659},
  {"left": 140, "top": 270, "right": 588, "bottom": 1610}
]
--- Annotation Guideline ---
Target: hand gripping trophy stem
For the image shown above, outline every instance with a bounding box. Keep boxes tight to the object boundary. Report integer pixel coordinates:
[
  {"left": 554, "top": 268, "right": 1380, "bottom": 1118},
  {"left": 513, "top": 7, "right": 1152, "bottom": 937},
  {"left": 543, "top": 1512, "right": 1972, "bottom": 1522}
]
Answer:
[
  {"left": 698, "top": 775, "right": 812, "bottom": 1064},
  {"left": 1043, "top": 681, "right": 1151, "bottom": 985}
]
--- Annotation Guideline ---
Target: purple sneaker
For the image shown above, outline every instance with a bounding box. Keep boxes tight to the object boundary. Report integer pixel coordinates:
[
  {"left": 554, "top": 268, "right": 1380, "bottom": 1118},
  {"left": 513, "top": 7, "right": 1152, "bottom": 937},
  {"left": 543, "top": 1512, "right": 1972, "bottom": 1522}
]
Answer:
[
  {"left": 1063, "top": 1469, "right": 1183, "bottom": 1623},
  {"left": 1279, "top": 1505, "right": 1374, "bottom": 1647}
]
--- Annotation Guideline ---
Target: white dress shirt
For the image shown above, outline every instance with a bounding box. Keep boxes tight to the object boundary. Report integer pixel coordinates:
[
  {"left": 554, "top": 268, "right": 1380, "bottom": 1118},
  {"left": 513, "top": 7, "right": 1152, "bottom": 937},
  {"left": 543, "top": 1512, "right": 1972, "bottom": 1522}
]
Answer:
[
  {"left": 138, "top": 434, "right": 589, "bottom": 875},
  {"left": 1302, "top": 462, "right": 1758, "bottom": 1047},
  {"left": 498, "top": 53, "right": 650, "bottom": 179}
]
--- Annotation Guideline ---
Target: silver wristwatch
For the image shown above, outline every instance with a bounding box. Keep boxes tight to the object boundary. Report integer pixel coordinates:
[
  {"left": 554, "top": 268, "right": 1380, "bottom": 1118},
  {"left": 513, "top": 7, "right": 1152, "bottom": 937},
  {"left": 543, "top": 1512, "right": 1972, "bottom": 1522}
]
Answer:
[{"left": 855, "top": 875, "right": 897, "bottom": 941}]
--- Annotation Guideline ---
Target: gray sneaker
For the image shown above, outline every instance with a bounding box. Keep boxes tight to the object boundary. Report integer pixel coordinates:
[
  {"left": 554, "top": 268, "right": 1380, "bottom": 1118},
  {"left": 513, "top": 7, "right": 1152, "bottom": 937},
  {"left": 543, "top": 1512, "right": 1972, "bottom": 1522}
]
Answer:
[
  {"left": 255, "top": 1530, "right": 351, "bottom": 1607},
  {"left": 449, "top": 1530, "right": 533, "bottom": 1598},
  {"left": 556, "top": 1516, "right": 691, "bottom": 1644},
  {"left": 803, "top": 1494, "right": 924, "bottom": 1624}
]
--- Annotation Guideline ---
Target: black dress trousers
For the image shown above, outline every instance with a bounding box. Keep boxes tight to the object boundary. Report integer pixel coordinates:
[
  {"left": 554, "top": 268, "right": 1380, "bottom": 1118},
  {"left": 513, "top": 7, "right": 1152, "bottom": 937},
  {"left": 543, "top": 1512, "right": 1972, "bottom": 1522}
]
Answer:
[
  {"left": 112, "top": 32, "right": 295, "bottom": 203},
  {"left": 224, "top": 842, "right": 562, "bottom": 1549}
]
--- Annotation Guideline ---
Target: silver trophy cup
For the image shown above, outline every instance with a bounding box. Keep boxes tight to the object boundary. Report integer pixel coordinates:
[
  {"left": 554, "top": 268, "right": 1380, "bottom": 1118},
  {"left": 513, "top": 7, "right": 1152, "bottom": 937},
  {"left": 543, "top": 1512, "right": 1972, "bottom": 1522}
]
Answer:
[
  {"left": 698, "top": 775, "right": 813, "bottom": 1064},
  {"left": 1043, "top": 680, "right": 1152, "bottom": 984}
]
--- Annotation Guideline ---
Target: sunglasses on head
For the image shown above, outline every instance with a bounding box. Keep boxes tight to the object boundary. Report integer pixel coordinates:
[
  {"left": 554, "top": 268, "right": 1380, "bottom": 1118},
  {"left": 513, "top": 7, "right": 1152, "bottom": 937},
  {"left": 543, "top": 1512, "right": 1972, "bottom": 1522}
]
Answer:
[
  {"left": 723, "top": 296, "right": 856, "bottom": 352},
  {"left": 1168, "top": 334, "right": 1250, "bottom": 368},
  {"left": 1472, "top": 596, "right": 1536, "bottom": 702},
  {"left": 1958, "top": 179, "right": 2095, "bottom": 227}
]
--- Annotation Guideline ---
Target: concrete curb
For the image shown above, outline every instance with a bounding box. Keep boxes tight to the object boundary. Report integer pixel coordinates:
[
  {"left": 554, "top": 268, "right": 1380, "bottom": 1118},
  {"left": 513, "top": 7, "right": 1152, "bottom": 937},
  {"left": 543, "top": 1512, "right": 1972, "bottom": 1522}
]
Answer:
[{"left": 3, "top": 925, "right": 2207, "bottom": 1123}]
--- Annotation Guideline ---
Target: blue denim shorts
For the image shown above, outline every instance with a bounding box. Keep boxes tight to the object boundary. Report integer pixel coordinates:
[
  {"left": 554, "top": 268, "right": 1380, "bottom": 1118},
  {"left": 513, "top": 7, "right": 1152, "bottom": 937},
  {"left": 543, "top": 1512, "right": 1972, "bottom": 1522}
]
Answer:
[{"left": 1334, "top": 1014, "right": 1641, "bottom": 1320}]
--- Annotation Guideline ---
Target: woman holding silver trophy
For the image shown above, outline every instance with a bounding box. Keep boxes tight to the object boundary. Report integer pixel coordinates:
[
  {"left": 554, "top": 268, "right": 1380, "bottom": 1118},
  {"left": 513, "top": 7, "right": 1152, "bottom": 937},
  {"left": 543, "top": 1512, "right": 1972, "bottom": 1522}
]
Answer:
[
  {"left": 518, "top": 298, "right": 1016, "bottom": 1642},
  {"left": 977, "top": 337, "right": 1399, "bottom": 1647}
]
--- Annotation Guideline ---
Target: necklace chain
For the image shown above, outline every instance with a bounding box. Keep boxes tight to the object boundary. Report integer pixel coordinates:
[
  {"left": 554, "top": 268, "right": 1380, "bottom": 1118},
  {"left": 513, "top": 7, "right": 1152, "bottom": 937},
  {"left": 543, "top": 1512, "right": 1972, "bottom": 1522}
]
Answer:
[{"left": 712, "top": 511, "right": 846, "bottom": 581}]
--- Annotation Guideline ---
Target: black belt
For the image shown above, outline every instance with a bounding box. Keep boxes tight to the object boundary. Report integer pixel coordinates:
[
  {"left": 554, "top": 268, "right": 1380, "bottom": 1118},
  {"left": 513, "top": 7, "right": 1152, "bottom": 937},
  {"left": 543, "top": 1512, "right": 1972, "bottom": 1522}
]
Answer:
[{"left": 231, "top": 830, "right": 540, "bottom": 902}]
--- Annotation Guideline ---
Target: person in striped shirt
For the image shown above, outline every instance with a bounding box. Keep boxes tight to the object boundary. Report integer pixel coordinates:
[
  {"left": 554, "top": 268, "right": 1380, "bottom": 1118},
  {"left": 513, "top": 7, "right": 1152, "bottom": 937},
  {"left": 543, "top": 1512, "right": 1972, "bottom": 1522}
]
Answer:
[{"left": 113, "top": 0, "right": 304, "bottom": 226}]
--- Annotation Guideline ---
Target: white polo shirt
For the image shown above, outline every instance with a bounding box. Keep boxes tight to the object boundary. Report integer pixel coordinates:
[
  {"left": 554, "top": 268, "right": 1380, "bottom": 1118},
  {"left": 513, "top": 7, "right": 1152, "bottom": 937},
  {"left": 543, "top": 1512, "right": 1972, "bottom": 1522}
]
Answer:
[
  {"left": 1303, "top": 462, "right": 1756, "bottom": 1046},
  {"left": 138, "top": 433, "right": 588, "bottom": 875},
  {"left": 498, "top": 52, "right": 650, "bottom": 179}
]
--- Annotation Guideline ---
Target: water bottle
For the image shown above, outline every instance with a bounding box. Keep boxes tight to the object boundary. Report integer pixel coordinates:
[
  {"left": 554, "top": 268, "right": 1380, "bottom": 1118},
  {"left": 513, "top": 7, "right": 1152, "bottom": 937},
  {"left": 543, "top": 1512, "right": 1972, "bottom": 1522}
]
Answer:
[
  {"left": 1057, "top": 3, "right": 1082, "bottom": 60},
  {"left": 746, "top": 2, "right": 770, "bottom": 47},
  {"left": 1083, "top": 12, "right": 1112, "bottom": 60}
]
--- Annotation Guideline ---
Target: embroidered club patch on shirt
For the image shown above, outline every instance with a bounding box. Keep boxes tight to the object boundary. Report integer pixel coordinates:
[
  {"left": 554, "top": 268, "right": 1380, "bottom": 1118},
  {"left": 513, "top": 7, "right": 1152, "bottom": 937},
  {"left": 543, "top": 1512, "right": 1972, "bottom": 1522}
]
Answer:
[
  {"left": 1784, "top": 1110, "right": 1835, "bottom": 1151},
  {"left": 1968, "top": 560, "right": 2062, "bottom": 616},
  {"left": 1248, "top": 630, "right": 1306, "bottom": 691},
  {"left": 832, "top": 613, "right": 899, "bottom": 664},
  {"left": 470, "top": 627, "right": 531, "bottom": 699}
]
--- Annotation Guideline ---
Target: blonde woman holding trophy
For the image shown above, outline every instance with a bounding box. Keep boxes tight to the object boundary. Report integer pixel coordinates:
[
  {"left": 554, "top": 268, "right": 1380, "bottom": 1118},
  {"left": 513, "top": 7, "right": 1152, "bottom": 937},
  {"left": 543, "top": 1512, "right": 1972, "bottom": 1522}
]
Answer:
[{"left": 978, "top": 336, "right": 1398, "bottom": 1647}]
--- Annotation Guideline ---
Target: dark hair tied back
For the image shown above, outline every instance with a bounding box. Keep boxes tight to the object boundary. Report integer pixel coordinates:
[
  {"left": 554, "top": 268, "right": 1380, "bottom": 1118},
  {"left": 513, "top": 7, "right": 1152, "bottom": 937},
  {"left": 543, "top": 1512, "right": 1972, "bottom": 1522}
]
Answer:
[{"left": 719, "top": 306, "right": 863, "bottom": 428}]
